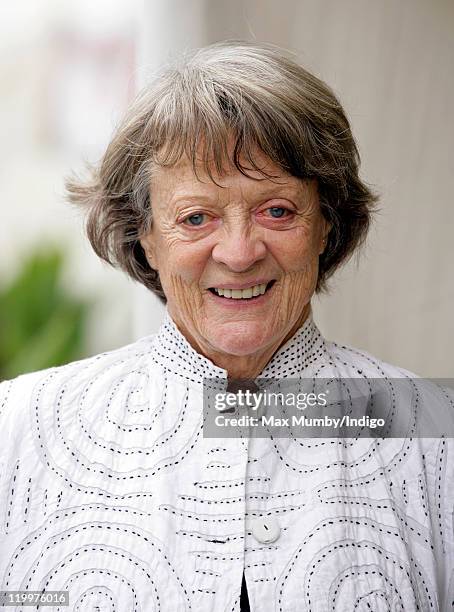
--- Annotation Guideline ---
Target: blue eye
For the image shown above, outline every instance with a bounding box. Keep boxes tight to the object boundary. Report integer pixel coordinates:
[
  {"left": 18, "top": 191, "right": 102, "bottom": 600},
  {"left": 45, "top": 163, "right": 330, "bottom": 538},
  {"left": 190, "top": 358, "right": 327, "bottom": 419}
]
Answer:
[
  {"left": 268, "top": 207, "right": 287, "bottom": 218},
  {"left": 185, "top": 213, "right": 205, "bottom": 226}
]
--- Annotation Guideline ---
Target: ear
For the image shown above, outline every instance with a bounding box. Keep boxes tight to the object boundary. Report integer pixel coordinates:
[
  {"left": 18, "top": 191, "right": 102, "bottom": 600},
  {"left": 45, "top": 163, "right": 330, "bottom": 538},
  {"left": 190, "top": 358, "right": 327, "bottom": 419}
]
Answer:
[
  {"left": 139, "top": 234, "right": 158, "bottom": 270},
  {"left": 319, "top": 220, "right": 332, "bottom": 255}
]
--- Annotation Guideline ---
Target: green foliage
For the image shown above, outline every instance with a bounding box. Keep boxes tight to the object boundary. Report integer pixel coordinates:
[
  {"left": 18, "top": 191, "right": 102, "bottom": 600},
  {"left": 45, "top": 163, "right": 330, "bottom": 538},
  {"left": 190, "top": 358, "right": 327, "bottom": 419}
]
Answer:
[{"left": 0, "top": 248, "right": 89, "bottom": 381}]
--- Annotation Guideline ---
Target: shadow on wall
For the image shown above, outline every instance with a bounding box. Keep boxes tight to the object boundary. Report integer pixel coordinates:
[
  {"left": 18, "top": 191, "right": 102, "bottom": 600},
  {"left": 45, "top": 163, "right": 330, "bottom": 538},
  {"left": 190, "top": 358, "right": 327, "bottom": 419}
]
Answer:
[{"left": 0, "top": 247, "right": 90, "bottom": 381}]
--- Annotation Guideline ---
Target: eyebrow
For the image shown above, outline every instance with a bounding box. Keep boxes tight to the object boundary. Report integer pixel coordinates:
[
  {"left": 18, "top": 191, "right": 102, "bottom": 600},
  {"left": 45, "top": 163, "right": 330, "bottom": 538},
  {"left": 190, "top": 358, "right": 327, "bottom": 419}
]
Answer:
[
  {"left": 245, "top": 182, "right": 301, "bottom": 196},
  {"left": 170, "top": 195, "right": 216, "bottom": 207}
]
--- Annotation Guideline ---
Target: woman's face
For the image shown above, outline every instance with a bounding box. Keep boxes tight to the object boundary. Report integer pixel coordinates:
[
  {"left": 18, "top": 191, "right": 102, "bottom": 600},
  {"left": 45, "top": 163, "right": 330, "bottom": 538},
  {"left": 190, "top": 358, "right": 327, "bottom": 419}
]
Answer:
[{"left": 140, "top": 149, "right": 329, "bottom": 365}]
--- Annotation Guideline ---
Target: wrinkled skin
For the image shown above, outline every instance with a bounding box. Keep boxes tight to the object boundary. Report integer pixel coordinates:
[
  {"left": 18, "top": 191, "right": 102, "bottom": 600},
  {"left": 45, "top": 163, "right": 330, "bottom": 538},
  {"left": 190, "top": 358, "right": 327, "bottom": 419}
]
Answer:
[{"left": 140, "top": 150, "right": 330, "bottom": 379}]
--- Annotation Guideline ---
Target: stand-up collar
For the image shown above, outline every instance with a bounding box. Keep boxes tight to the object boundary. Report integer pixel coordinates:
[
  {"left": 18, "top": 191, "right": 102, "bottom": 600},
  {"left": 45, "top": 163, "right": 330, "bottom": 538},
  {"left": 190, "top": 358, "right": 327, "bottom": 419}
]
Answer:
[{"left": 151, "top": 308, "right": 326, "bottom": 385}]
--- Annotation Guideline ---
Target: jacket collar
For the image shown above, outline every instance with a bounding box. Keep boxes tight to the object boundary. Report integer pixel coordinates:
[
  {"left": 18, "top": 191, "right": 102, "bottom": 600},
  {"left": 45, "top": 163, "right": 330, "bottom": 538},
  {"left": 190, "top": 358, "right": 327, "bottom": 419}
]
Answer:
[{"left": 151, "top": 307, "right": 326, "bottom": 384}]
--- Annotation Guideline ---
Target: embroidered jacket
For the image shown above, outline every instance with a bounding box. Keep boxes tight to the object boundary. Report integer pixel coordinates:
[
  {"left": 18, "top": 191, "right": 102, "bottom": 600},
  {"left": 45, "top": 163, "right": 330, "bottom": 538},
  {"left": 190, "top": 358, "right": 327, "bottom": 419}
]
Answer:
[{"left": 0, "top": 312, "right": 453, "bottom": 611}]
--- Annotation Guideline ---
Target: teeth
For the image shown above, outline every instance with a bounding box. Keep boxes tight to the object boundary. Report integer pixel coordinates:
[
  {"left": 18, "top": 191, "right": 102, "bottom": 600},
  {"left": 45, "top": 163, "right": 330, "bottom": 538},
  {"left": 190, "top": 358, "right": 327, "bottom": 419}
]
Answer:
[{"left": 213, "top": 283, "right": 269, "bottom": 299}]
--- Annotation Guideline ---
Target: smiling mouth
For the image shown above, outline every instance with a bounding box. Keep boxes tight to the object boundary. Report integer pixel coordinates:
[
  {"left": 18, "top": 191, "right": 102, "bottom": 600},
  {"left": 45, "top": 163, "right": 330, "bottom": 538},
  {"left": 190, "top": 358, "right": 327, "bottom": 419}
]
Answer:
[{"left": 208, "top": 280, "right": 276, "bottom": 300}]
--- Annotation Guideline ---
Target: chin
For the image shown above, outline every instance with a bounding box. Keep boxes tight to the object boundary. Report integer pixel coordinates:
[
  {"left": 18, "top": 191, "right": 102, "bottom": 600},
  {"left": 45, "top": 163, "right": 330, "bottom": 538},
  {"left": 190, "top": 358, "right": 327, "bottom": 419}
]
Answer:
[{"left": 207, "top": 320, "right": 275, "bottom": 357}]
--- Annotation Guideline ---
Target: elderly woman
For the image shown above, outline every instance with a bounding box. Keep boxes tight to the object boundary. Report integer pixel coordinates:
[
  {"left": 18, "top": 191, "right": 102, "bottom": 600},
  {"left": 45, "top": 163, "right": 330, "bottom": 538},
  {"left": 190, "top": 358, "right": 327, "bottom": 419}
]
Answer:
[{"left": 0, "top": 42, "right": 453, "bottom": 612}]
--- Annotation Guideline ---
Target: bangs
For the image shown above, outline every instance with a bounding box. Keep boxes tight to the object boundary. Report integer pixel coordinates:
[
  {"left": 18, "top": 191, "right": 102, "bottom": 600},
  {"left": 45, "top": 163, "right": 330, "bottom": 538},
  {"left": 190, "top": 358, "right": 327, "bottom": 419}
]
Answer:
[{"left": 144, "top": 68, "right": 309, "bottom": 184}]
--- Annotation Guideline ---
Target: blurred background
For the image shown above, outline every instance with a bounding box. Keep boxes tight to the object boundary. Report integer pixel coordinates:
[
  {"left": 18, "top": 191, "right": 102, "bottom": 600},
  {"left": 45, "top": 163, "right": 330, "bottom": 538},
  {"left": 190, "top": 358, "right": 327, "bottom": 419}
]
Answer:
[{"left": 0, "top": 0, "right": 453, "bottom": 380}]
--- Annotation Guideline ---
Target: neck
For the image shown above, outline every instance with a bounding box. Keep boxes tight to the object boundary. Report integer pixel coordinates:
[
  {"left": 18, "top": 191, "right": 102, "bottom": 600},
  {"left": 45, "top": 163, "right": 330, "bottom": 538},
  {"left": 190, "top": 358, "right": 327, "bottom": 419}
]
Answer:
[{"left": 173, "top": 304, "right": 312, "bottom": 380}]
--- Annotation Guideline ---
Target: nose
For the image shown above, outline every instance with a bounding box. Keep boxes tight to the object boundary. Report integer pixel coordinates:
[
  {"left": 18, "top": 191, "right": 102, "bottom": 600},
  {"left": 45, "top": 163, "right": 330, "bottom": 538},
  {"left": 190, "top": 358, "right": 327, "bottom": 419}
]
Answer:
[{"left": 211, "top": 224, "right": 267, "bottom": 272}]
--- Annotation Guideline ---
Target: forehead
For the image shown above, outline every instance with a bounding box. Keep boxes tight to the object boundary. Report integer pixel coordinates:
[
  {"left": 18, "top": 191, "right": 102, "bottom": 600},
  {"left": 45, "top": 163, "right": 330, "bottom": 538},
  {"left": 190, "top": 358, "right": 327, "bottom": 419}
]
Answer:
[{"left": 150, "top": 148, "right": 303, "bottom": 198}]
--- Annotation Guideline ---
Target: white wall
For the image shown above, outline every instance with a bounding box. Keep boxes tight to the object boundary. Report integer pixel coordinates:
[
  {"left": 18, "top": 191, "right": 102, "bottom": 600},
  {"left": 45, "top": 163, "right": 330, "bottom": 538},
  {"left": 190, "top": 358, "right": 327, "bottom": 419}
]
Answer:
[{"left": 137, "top": 0, "right": 454, "bottom": 376}]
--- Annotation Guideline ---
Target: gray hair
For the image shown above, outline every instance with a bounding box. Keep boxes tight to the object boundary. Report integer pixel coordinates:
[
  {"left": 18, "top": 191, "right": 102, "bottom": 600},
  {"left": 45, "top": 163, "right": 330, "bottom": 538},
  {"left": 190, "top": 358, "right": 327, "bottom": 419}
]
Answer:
[{"left": 66, "top": 41, "right": 377, "bottom": 301}]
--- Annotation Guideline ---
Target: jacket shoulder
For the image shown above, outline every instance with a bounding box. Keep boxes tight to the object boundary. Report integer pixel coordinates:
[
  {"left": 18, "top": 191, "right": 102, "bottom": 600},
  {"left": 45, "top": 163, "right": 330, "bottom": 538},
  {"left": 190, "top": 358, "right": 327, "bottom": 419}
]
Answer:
[
  {"left": 323, "top": 339, "right": 420, "bottom": 378},
  {"left": 0, "top": 334, "right": 157, "bottom": 427}
]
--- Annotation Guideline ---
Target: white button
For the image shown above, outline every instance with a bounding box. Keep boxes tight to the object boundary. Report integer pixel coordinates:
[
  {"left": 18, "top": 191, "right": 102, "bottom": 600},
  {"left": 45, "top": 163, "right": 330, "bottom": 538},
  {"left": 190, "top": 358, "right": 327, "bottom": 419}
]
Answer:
[{"left": 251, "top": 516, "right": 281, "bottom": 544}]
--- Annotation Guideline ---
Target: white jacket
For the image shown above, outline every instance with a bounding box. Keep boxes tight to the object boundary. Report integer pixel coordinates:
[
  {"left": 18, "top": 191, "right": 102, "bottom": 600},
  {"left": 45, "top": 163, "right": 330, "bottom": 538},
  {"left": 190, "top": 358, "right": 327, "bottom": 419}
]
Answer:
[{"left": 0, "top": 312, "right": 453, "bottom": 611}]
